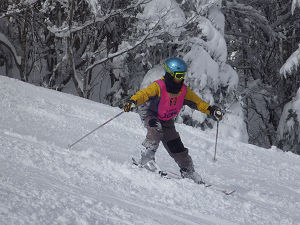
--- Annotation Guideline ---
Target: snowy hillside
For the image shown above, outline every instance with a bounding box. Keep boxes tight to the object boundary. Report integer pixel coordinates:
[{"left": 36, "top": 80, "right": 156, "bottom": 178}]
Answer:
[{"left": 0, "top": 75, "right": 300, "bottom": 225}]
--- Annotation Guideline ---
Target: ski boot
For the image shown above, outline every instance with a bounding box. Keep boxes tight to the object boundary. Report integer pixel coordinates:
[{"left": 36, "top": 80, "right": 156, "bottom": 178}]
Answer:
[
  {"left": 180, "top": 168, "right": 205, "bottom": 184},
  {"left": 139, "top": 148, "right": 158, "bottom": 172}
]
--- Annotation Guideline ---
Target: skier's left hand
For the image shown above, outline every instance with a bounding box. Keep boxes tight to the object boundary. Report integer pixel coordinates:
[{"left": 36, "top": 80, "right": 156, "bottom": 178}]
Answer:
[{"left": 209, "top": 105, "right": 223, "bottom": 121}]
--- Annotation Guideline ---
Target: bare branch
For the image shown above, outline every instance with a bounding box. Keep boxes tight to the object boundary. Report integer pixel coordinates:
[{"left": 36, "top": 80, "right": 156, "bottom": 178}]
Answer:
[
  {"left": 48, "top": 0, "right": 150, "bottom": 37},
  {"left": 85, "top": 19, "right": 162, "bottom": 73}
]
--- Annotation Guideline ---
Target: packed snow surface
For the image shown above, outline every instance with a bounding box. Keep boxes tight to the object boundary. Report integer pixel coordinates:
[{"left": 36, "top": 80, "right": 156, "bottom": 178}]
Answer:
[{"left": 0, "top": 76, "right": 300, "bottom": 225}]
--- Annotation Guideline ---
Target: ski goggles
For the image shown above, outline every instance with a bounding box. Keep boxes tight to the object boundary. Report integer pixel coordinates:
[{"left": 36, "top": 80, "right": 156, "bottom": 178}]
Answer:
[{"left": 172, "top": 71, "right": 187, "bottom": 80}]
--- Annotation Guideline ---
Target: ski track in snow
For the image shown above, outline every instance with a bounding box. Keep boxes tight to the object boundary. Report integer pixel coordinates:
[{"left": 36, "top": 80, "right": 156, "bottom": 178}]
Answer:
[{"left": 0, "top": 76, "right": 300, "bottom": 225}]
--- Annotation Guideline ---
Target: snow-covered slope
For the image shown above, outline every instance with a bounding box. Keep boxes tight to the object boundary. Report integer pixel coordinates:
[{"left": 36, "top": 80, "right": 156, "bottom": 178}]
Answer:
[{"left": 0, "top": 75, "right": 299, "bottom": 225}]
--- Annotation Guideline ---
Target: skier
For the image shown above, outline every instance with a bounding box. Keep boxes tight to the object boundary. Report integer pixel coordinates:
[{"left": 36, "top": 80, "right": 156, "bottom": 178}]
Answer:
[{"left": 123, "top": 57, "right": 223, "bottom": 184}]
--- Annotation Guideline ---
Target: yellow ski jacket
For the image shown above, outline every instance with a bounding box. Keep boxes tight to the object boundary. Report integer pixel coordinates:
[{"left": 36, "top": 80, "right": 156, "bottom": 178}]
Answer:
[{"left": 130, "top": 78, "right": 211, "bottom": 115}]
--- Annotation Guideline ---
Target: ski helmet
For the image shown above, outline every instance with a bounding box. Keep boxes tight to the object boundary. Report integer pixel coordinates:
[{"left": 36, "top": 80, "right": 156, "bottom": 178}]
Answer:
[{"left": 164, "top": 57, "right": 187, "bottom": 80}]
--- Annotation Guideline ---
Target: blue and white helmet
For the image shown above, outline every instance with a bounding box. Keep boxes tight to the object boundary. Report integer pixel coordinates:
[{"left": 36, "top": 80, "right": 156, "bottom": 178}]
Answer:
[{"left": 164, "top": 57, "right": 187, "bottom": 76}]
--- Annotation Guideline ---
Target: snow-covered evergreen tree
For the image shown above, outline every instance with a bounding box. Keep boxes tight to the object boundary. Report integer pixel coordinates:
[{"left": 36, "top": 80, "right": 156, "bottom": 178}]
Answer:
[
  {"left": 277, "top": 0, "right": 300, "bottom": 153},
  {"left": 277, "top": 90, "right": 300, "bottom": 154},
  {"left": 292, "top": 0, "right": 300, "bottom": 15}
]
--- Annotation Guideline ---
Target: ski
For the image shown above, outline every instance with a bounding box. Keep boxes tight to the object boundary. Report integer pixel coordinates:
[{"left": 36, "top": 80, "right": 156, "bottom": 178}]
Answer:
[
  {"left": 185, "top": 179, "right": 235, "bottom": 195},
  {"left": 221, "top": 190, "right": 236, "bottom": 195},
  {"left": 159, "top": 171, "right": 236, "bottom": 195},
  {"left": 164, "top": 169, "right": 236, "bottom": 195},
  {"left": 165, "top": 171, "right": 235, "bottom": 195},
  {"left": 207, "top": 185, "right": 236, "bottom": 195},
  {"left": 131, "top": 157, "right": 236, "bottom": 195}
]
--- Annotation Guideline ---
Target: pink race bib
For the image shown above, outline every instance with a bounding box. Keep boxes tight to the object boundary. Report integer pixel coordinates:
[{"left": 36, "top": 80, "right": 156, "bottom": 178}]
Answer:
[{"left": 155, "top": 79, "right": 187, "bottom": 121}]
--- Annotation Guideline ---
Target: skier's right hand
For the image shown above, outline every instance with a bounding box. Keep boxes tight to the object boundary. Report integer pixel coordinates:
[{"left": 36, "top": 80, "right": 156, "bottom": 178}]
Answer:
[{"left": 123, "top": 100, "right": 136, "bottom": 112}]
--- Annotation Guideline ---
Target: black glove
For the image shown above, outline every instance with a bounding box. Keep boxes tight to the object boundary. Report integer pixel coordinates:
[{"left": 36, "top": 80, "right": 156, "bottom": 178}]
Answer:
[
  {"left": 123, "top": 100, "right": 136, "bottom": 112},
  {"left": 208, "top": 105, "right": 223, "bottom": 121}
]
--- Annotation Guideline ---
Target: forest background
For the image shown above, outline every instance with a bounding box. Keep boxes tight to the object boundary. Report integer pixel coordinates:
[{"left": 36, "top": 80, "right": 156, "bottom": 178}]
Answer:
[{"left": 0, "top": 0, "right": 300, "bottom": 154}]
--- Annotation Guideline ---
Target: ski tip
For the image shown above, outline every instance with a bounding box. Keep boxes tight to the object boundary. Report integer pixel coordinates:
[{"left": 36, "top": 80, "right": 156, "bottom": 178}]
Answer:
[{"left": 223, "top": 190, "right": 236, "bottom": 195}]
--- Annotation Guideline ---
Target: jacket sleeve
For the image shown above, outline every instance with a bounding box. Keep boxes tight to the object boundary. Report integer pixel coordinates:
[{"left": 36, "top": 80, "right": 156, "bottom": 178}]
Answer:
[
  {"left": 184, "top": 87, "right": 211, "bottom": 114},
  {"left": 130, "top": 82, "right": 160, "bottom": 106}
]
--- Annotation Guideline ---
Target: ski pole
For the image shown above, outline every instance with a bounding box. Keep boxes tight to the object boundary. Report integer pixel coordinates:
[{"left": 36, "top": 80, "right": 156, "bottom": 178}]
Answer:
[
  {"left": 213, "top": 120, "right": 219, "bottom": 162},
  {"left": 68, "top": 111, "right": 125, "bottom": 150}
]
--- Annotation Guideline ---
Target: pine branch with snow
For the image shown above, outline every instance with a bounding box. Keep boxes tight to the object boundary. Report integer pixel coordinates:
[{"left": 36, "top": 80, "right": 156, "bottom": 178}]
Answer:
[
  {"left": 292, "top": 0, "right": 300, "bottom": 15},
  {"left": 280, "top": 44, "right": 300, "bottom": 77}
]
